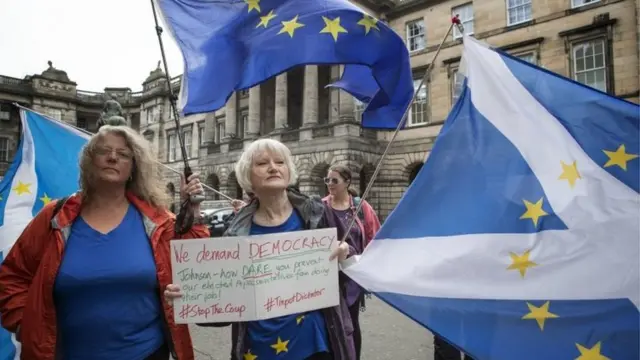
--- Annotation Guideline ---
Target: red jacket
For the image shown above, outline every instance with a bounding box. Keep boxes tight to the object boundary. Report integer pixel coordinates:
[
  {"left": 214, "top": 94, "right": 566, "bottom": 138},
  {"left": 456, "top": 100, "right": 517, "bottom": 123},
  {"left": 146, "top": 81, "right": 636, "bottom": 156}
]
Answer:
[
  {"left": 321, "top": 195, "right": 381, "bottom": 247},
  {"left": 0, "top": 192, "right": 209, "bottom": 360}
]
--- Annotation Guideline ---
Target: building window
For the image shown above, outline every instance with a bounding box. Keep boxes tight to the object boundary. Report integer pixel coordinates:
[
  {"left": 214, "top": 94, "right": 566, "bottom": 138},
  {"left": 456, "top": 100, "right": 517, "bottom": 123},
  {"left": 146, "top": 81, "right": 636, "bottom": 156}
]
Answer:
[
  {"left": 507, "top": 0, "right": 532, "bottom": 26},
  {"left": 353, "top": 98, "right": 365, "bottom": 122},
  {"left": 0, "top": 137, "right": 9, "bottom": 162},
  {"left": 451, "top": 70, "right": 466, "bottom": 106},
  {"left": 76, "top": 118, "right": 87, "bottom": 130},
  {"left": 198, "top": 123, "right": 205, "bottom": 145},
  {"left": 452, "top": 3, "right": 474, "bottom": 39},
  {"left": 216, "top": 121, "right": 225, "bottom": 143},
  {"left": 516, "top": 52, "right": 537, "bottom": 64},
  {"left": 572, "top": 39, "right": 607, "bottom": 92},
  {"left": 167, "top": 131, "right": 177, "bottom": 162},
  {"left": 409, "top": 79, "right": 428, "bottom": 126},
  {"left": 144, "top": 132, "right": 154, "bottom": 143},
  {"left": 45, "top": 108, "right": 62, "bottom": 121},
  {"left": 572, "top": 0, "right": 600, "bottom": 8},
  {"left": 406, "top": 19, "right": 425, "bottom": 52},
  {"left": 237, "top": 114, "right": 247, "bottom": 138},
  {"left": 240, "top": 89, "right": 249, "bottom": 97},
  {"left": 182, "top": 126, "right": 192, "bottom": 159}
]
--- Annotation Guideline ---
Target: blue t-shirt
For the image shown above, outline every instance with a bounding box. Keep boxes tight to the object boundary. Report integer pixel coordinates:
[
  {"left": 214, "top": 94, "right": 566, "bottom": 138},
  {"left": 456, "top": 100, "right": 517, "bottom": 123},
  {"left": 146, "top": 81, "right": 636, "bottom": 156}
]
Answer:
[
  {"left": 54, "top": 205, "right": 165, "bottom": 360},
  {"left": 246, "top": 210, "right": 330, "bottom": 360}
]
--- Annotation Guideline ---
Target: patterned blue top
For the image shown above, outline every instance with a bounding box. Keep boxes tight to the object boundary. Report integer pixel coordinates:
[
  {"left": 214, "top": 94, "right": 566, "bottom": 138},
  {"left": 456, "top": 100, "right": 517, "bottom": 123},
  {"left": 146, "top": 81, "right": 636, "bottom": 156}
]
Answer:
[{"left": 246, "top": 210, "right": 330, "bottom": 360}]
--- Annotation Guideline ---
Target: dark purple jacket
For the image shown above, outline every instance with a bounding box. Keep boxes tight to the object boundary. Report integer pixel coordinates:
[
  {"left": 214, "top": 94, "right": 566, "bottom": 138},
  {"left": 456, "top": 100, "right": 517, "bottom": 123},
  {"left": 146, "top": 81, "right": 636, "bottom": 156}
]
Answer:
[{"left": 200, "top": 188, "right": 357, "bottom": 360}]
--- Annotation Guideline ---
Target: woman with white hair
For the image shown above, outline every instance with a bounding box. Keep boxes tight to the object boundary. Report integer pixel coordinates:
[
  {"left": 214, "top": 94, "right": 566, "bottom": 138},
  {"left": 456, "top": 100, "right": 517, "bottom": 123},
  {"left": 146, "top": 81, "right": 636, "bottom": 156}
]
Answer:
[
  {"left": 165, "top": 138, "right": 357, "bottom": 360},
  {"left": 0, "top": 125, "right": 208, "bottom": 360}
]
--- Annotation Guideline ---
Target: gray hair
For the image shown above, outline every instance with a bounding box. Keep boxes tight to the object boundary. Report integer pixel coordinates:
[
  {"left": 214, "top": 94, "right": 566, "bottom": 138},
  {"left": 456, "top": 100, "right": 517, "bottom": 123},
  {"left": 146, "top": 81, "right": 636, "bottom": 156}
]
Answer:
[{"left": 235, "top": 138, "right": 298, "bottom": 193}]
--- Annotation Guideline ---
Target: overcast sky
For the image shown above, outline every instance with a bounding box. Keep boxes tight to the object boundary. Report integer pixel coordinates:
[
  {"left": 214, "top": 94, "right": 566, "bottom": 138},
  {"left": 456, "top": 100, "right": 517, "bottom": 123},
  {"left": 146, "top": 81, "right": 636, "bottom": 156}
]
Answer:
[{"left": 0, "top": 0, "right": 184, "bottom": 92}]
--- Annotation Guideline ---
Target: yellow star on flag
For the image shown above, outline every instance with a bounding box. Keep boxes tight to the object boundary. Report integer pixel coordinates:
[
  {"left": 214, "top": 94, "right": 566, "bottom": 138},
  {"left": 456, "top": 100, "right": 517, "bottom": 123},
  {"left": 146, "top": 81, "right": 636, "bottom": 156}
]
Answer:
[
  {"left": 296, "top": 314, "right": 305, "bottom": 325},
  {"left": 270, "top": 337, "right": 289, "bottom": 354},
  {"left": 521, "top": 301, "right": 558, "bottom": 331},
  {"left": 519, "top": 198, "right": 548, "bottom": 227},
  {"left": 603, "top": 144, "right": 638, "bottom": 171},
  {"left": 243, "top": 350, "right": 258, "bottom": 360},
  {"left": 575, "top": 341, "right": 610, "bottom": 360},
  {"left": 13, "top": 181, "right": 32, "bottom": 196},
  {"left": 256, "top": 10, "right": 276, "bottom": 28},
  {"left": 558, "top": 160, "right": 581, "bottom": 188},
  {"left": 245, "top": 0, "right": 260, "bottom": 13},
  {"left": 40, "top": 193, "right": 52, "bottom": 206},
  {"left": 278, "top": 15, "right": 304, "bottom": 37},
  {"left": 357, "top": 14, "right": 379, "bottom": 34},
  {"left": 320, "top": 16, "right": 348, "bottom": 42},
  {"left": 507, "top": 249, "right": 537, "bottom": 278}
]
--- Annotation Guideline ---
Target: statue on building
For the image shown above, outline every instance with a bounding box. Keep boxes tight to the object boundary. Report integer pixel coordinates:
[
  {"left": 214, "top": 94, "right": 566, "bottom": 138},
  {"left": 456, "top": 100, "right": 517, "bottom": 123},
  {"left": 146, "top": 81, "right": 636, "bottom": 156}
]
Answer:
[{"left": 97, "top": 99, "right": 128, "bottom": 129}]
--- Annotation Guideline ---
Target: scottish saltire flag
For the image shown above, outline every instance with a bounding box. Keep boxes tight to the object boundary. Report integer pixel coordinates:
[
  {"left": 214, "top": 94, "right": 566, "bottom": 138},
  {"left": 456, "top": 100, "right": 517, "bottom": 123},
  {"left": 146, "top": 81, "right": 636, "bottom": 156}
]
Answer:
[
  {"left": 155, "top": 0, "right": 413, "bottom": 129},
  {"left": 343, "top": 35, "right": 640, "bottom": 360},
  {"left": 0, "top": 108, "right": 89, "bottom": 360}
]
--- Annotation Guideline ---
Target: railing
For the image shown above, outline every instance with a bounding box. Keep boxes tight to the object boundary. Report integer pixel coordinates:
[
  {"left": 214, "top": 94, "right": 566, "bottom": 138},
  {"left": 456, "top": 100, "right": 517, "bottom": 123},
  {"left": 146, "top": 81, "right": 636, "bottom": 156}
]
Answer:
[
  {"left": 207, "top": 143, "right": 221, "bottom": 154},
  {"left": 312, "top": 125, "right": 333, "bottom": 138},
  {"left": 229, "top": 140, "right": 243, "bottom": 151},
  {"left": 75, "top": 89, "right": 106, "bottom": 103},
  {"left": 0, "top": 75, "right": 30, "bottom": 92},
  {"left": 281, "top": 130, "right": 300, "bottom": 143},
  {"left": 360, "top": 128, "right": 378, "bottom": 140}
]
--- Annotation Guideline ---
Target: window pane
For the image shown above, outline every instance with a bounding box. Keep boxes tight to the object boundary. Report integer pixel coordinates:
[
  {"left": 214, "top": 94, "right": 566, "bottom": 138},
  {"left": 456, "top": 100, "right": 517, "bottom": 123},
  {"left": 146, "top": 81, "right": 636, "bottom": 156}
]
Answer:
[
  {"left": 452, "top": 4, "right": 474, "bottom": 37},
  {"left": 585, "top": 55, "right": 594, "bottom": 70}
]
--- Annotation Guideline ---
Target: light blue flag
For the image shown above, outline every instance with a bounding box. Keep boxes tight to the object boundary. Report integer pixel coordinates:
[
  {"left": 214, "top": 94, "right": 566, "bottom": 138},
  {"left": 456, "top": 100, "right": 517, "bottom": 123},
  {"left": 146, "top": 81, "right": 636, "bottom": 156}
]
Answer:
[
  {"left": 343, "top": 35, "right": 639, "bottom": 360},
  {"left": 155, "top": 0, "right": 413, "bottom": 129},
  {"left": 0, "top": 108, "right": 90, "bottom": 360}
]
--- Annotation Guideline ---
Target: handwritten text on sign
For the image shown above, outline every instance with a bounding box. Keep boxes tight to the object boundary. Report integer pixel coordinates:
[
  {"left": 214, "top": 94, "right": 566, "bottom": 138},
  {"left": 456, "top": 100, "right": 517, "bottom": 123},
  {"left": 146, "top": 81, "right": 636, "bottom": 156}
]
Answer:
[{"left": 170, "top": 228, "right": 339, "bottom": 323}]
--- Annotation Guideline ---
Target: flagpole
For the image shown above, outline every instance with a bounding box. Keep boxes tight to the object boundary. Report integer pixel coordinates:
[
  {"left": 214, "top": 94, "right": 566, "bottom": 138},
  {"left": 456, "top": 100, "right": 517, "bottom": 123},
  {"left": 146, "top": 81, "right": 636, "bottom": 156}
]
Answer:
[
  {"left": 10, "top": 102, "right": 234, "bottom": 202},
  {"left": 339, "top": 16, "right": 464, "bottom": 244}
]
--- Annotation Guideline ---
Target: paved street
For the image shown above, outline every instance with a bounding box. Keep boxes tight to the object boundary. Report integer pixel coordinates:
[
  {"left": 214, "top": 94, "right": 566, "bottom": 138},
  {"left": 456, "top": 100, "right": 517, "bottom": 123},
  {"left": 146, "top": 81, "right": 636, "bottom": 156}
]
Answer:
[{"left": 189, "top": 297, "right": 434, "bottom": 360}]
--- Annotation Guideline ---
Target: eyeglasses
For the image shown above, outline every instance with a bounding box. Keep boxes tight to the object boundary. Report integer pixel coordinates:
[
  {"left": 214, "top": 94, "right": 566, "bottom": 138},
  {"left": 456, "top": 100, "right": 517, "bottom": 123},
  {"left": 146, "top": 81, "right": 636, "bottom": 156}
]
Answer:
[
  {"left": 95, "top": 147, "right": 133, "bottom": 161},
  {"left": 323, "top": 177, "right": 341, "bottom": 185}
]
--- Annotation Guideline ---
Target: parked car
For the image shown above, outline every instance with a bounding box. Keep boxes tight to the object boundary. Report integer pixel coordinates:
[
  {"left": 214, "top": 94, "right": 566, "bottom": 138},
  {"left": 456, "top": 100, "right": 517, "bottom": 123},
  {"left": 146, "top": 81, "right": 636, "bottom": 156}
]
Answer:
[{"left": 201, "top": 207, "right": 234, "bottom": 237}]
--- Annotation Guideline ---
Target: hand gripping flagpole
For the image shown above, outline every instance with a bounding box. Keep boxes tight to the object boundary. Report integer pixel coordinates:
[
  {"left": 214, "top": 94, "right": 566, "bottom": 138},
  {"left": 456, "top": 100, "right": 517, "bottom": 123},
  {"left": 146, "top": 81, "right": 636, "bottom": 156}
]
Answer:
[
  {"left": 149, "top": 0, "right": 207, "bottom": 234},
  {"left": 339, "top": 16, "right": 464, "bottom": 244}
]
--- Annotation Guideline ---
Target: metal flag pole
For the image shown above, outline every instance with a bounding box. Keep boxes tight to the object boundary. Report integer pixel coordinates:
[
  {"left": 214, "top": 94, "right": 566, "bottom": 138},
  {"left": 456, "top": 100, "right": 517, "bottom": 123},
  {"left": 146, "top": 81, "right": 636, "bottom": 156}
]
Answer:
[
  {"left": 11, "top": 102, "right": 234, "bottom": 202},
  {"left": 149, "top": 0, "right": 209, "bottom": 234},
  {"left": 339, "top": 16, "right": 464, "bottom": 244}
]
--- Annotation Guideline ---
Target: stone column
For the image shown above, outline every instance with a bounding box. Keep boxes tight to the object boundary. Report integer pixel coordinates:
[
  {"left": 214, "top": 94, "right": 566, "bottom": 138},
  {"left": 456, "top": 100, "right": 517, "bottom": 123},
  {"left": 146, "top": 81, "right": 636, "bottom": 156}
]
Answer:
[
  {"left": 247, "top": 85, "right": 261, "bottom": 137},
  {"left": 338, "top": 65, "right": 355, "bottom": 122},
  {"left": 203, "top": 112, "right": 216, "bottom": 144},
  {"left": 224, "top": 92, "right": 237, "bottom": 139},
  {"left": 329, "top": 66, "right": 341, "bottom": 123},
  {"left": 302, "top": 65, "right": 319, "bottom": 127},
  {"left": 273, "top": 73, "right": 288, "bottom": 131}
]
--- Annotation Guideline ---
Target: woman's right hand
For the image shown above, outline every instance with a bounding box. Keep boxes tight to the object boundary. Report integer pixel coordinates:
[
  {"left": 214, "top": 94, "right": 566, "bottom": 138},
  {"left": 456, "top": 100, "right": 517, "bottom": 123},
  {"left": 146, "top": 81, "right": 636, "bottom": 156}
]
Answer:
[
  {"left": 231, "top": 199, "right": 246, "bottom": 212},
  {"left": 164, "top": 284, "right": 183, "bottom": 305}
]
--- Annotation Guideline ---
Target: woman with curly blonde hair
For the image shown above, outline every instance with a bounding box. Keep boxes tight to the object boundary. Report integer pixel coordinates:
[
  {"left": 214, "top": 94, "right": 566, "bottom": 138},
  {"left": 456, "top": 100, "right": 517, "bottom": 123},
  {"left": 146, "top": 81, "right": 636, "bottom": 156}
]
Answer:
[{"left": 0, "top": 125, "right": 209, "bottom": 360}]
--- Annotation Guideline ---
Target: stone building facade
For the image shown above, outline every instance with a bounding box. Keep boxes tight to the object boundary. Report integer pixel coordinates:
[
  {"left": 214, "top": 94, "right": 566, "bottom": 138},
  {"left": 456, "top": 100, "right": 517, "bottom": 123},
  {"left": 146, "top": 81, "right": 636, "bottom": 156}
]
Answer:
[{"left": 1, "top": 0, "right": 638, "bottom": 219}]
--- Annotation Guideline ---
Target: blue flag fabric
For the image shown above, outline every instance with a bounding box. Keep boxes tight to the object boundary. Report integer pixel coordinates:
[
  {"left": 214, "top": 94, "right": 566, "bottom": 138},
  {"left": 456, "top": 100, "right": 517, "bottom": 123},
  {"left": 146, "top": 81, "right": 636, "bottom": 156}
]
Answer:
[
  {"left": 0, "top": 109, "right": 89, "bottom": 360},
  {"left": 343, "top": 36, "right": 640, "bottom": 360},
  {"left": 155, "top": 0, "right": 413, "bottom": 129}
]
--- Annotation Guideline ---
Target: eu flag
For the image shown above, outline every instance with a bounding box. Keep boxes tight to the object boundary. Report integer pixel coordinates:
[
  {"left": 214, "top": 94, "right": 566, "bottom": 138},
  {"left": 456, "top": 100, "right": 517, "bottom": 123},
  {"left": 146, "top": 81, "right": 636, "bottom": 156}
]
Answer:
[
  {"left": 343, "top": 36, "right": 640, "bottom": 359},
  {"left": 155, "top": 0, "right": 413, "bottom": 129},
  {"left": 0, "top": 108, "right": 90, "bottom": 360}
]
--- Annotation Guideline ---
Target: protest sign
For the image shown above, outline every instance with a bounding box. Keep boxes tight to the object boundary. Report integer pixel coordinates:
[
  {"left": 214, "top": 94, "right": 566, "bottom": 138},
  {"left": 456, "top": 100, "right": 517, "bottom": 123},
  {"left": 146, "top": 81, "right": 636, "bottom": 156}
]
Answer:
[{"left": 170, "top": 228, "right": 340, "bottom": 323}]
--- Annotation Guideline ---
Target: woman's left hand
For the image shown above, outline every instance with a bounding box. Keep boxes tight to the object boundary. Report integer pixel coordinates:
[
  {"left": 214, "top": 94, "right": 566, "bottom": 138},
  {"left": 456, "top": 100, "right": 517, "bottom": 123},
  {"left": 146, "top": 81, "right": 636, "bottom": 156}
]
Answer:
[
  {"left": 329, "top": 241, "right": 350, "bottom": 262},
  {"left": 180, "top": 172, "right": 204, "bottom": 206}
]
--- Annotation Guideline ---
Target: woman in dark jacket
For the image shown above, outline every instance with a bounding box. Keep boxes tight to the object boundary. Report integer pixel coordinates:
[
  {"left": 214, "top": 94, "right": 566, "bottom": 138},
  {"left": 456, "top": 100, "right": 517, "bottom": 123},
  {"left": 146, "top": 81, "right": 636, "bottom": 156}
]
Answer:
[{"left": 165, "top": 138, "right": 356, "bottom": 360}]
